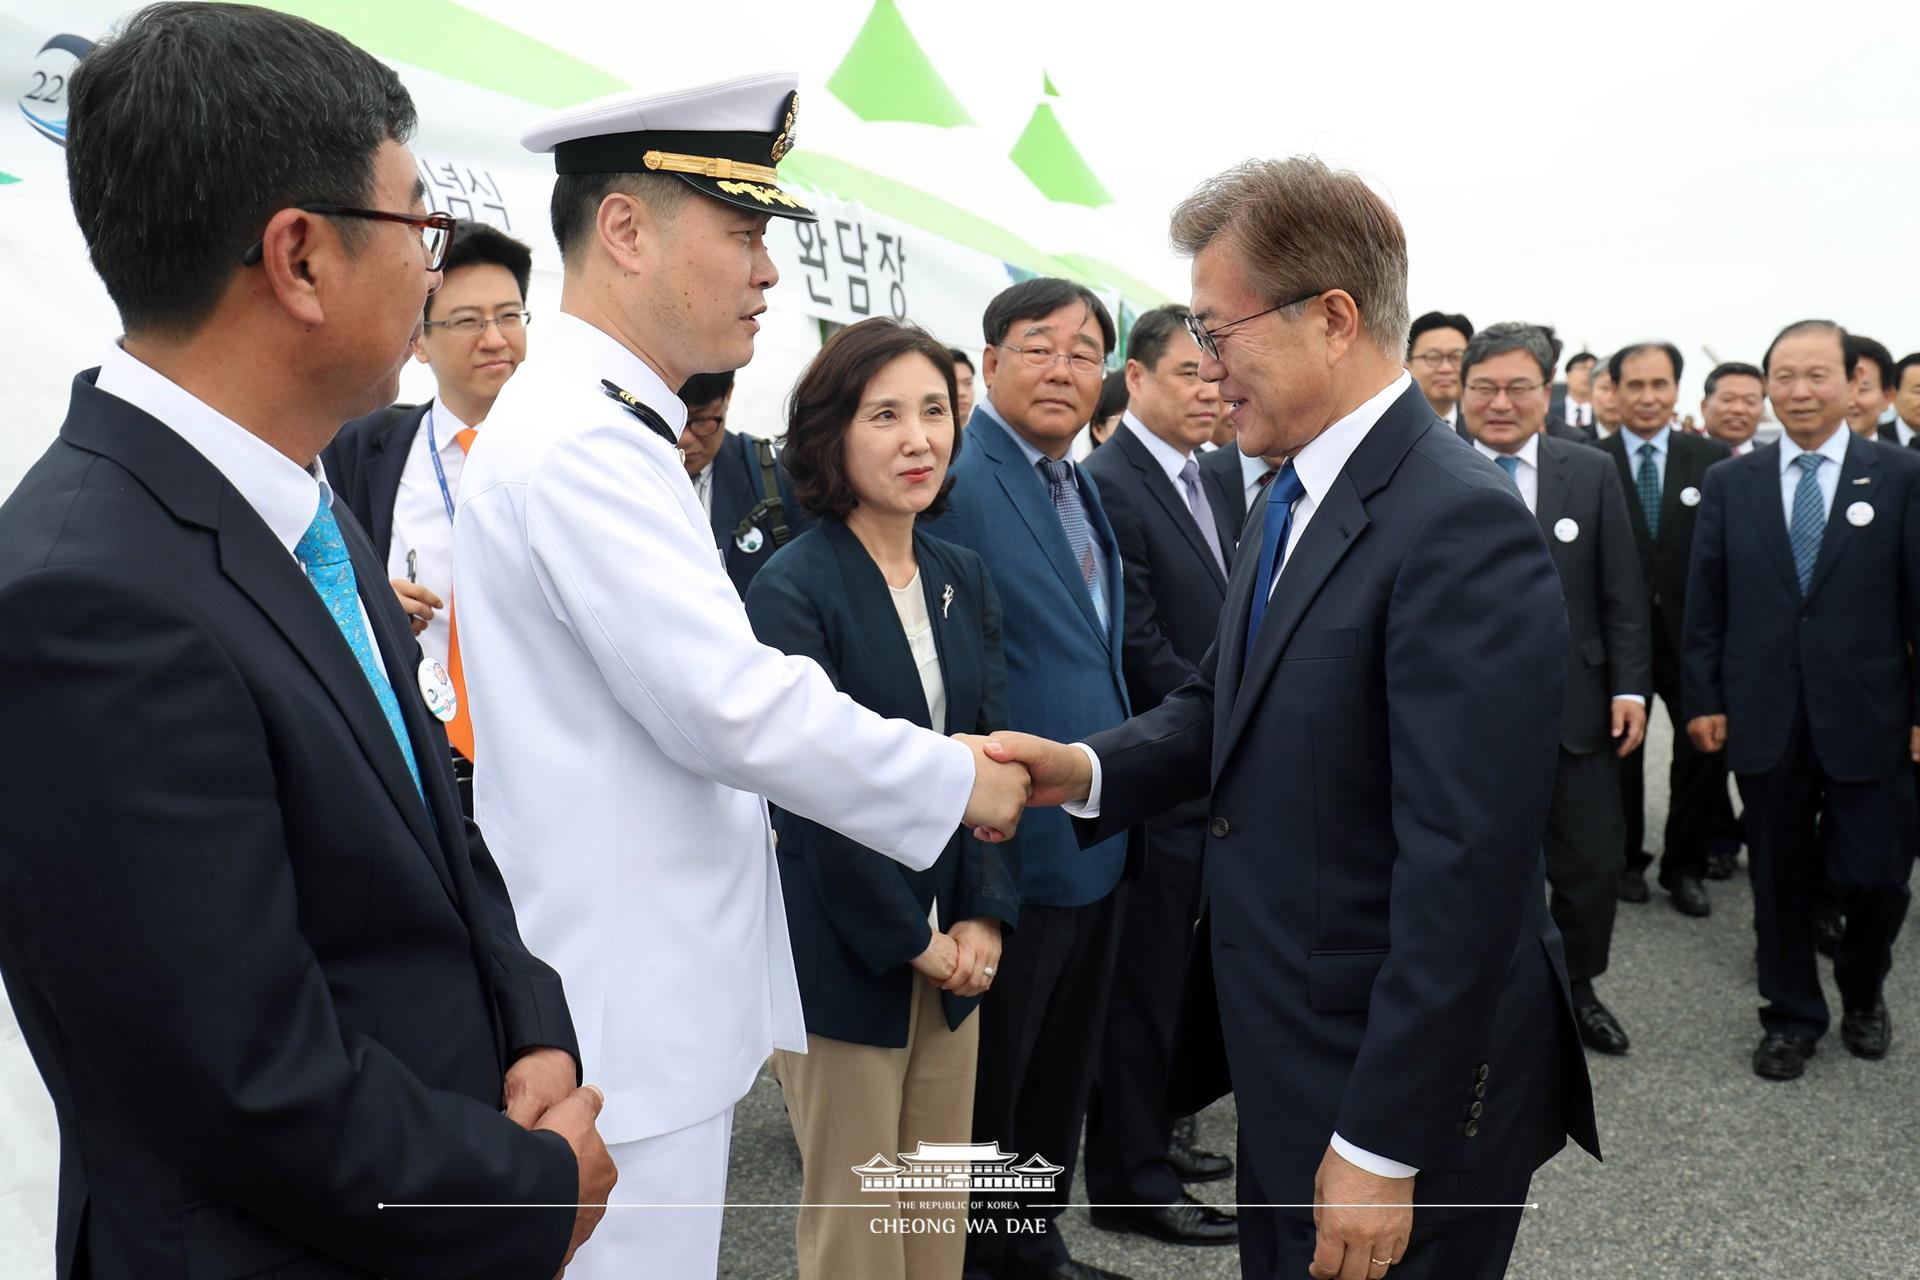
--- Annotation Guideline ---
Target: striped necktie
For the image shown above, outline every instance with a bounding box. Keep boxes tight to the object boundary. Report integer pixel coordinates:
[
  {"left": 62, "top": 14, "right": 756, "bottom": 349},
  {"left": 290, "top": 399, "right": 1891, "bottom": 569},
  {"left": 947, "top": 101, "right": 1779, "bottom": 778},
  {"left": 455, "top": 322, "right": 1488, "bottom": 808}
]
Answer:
[
  {"left": 1788, "top": 454, "right": 1826, "bottom": 595},
  {"left": 1636, "top": 442, "right": 1662, "bottom": 537}
]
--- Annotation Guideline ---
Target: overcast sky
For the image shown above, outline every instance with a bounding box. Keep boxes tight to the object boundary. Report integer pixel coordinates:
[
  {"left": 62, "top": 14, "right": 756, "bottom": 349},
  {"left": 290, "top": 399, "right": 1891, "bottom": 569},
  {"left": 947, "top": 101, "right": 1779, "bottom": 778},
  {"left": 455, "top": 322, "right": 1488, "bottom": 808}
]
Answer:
[{"left": 465, "top": 0, "right": 1919, "bottom": 398}]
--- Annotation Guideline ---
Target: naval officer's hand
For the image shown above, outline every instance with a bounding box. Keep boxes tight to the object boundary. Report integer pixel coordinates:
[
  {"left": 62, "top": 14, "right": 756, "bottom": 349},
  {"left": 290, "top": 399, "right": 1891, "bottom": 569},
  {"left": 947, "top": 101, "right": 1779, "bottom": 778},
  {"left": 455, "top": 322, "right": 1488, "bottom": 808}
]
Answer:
[
  {"left": 534, "top": 1083, "right": 616, "bottom": 1274},
  {"left": 955, "top": 733, "right": 1031, "bottom": 842},
  {"left": 979, "top": 732, "right": 1093, "bottom": 808}
]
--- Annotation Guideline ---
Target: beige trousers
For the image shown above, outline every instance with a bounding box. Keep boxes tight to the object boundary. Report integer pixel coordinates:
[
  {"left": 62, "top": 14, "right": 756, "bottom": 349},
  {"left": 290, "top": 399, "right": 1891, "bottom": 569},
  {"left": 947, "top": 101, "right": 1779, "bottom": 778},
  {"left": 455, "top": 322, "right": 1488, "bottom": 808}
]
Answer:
[{"left": 771, "top": 977, "right": 979, "bottom": 1280}]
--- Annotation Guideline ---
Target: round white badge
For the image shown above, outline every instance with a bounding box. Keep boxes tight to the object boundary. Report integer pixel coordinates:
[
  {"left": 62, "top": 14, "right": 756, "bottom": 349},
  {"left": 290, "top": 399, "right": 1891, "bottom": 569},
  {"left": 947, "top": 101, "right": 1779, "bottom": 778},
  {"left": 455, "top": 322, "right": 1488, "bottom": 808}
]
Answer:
[
  {"left": 1554, "top": 518, "right": 1580, "bottom": 543},
  {"left": 1847, "top": 501, "right": 1875, "bottom": 527},
  {"left": 735, "top": 526, "right": 766, "bottom": 555},
  {"left": 1680, "top": 486, "right": 1701, "bottom": 507},
  {"left": 417, "top": 658, "right": 458, "bottom": 723}
]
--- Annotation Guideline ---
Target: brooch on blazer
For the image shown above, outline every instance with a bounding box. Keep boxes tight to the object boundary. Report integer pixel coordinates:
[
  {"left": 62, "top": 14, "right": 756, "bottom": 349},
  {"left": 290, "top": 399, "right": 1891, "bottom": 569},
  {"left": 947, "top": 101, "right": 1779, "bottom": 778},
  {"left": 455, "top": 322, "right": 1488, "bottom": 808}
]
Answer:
[{"left": 942, "top": 584, "right": 955, "bottom": 619}]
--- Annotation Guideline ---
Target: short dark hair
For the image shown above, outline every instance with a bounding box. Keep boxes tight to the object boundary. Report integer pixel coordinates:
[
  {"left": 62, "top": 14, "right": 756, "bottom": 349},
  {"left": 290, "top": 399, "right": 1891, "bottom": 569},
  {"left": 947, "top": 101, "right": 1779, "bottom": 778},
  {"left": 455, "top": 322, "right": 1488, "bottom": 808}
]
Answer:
[
  {"left": 1590, "top": 353, "right": 1617, "bottom": 385},
  {"left": 426, "top": 220, "right": 533, "bottom": 321},
  {"left": 66, "top": 1, "right": 417, "bottom": 336},
  {"left": 1095, "top": 369, "right": 1130, "bottom": 424},
  {"left": 1125, "top": 305, "right": 1194, "bottom": 372},
  {"left": 1703, "top": 362, "right": 1764, "bottom": 398},
  {"left": 1533, "top": 324, "right": 1565, "bottom": 366},
  {"left": 1762, "top": 320, "right": 1848, "bottom": 376},
  {"left": 678, "top": 370, "right": 736, "bottom": 409},
  {"left": 1846, "top": 334, "right": 1896, "bottom": 392},
  {"left": 783, "top": 318, "right": 961, "bottom": 521},
  {"left": 1565, "top": 351, "right": 1597, "bottom": 374},
  {"left": 1460, "top": 322, "right": 1555, "bottom": 383},
  {"left": 948, "top": 347, "right": 974, "bottom": 373},
  {"left": 1896, "top": 352, "right": 1920, "bottom": 392},
  {"left": 1406, "top": 310, "right": 1472, "bottom": 355},
  {"left": 1608, "top": 342, "right": 1684, "bottom": 384},
  {"left": 981, "top": 277, "right": 1116, "bottom": 355},
  {"left": 550, "top": 171, "right": 690, "bottom": 265}
]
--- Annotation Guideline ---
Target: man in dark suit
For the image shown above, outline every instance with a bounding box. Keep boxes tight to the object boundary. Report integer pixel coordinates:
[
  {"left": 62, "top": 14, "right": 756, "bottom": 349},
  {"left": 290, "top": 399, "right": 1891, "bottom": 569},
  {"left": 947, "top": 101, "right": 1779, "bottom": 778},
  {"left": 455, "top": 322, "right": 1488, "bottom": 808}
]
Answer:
[
  {"left": 927, "top": 278, "right": 1137, "bottom": 1280},
  {"left": 1406, "top": 309, "right": 1472, "bottom": 436},
  {"left": 990, "top": 158, "right": 1597, "bottom": 1280},
  {"left": 674, "top": 369, "right": 815, "bottom": 597},
  {"left": 0, "top": 8, "right": 614, "bottom": 1277},
  {"left": 1684, "top": 319, "right": 1920, "bottom": 1081},
  {"left": 322, "top": 220, "right": 535, "bottom": 809},
  {"left": 1894, "top": 352, "right": 1920, "bottom": 447},
  {"left": 1601, "top": 342, "right": 1732, "bottom": 917},
  {"left": 1081, "top": 305, "right": 1240, "bottom": 1247},
  {"left": 1462, "top": 323, "right": 1652, "bottom": 1057}
]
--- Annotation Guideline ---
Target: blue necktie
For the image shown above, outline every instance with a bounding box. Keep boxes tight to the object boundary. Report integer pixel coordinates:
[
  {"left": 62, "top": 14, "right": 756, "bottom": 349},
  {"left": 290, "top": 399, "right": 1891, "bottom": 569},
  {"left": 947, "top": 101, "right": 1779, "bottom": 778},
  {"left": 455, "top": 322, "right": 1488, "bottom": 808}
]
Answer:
[
  {"left": 1244, "top": 462, "right": 1307, "bottom": 663},
  {"left": 1037, "top": 457, "right": 1107, "bottom": 627},
  {"left": 1788, "top": 453, "right": 1826, "bottom": 595},
  {"left": 294, "top": 495, "right": 424, "bottom": 799},
  {"left": 1636, "top": 442, "right": 1662, "bottom": 538},
  {"left": 1494, "top": 453, "right": 1521, "bottom": 492}
]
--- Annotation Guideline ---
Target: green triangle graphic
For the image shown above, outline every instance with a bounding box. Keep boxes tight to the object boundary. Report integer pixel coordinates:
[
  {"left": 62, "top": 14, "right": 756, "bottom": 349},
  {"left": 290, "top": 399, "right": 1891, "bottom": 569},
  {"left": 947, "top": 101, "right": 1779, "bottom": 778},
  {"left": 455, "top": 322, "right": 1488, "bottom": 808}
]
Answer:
[
  {"left": 1009, "top": 103, "right": 1112, "bottom": 207},
  {"left": 0, "top": 170, "right": 20, "bottom": 185},
  {"left": 1042, "top": 71, "right": 1060, "bottom": 97},
  {"left": 827, "top": 0, "right": 974, "bottom": 126}
]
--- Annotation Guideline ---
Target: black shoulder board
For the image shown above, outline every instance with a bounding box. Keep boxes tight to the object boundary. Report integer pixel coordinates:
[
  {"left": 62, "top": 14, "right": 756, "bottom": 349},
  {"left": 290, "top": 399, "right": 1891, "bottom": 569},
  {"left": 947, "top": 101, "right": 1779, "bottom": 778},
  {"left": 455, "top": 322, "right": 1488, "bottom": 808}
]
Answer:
[{"left": 600, "top": 379, "right": 679, "bottom": 450}]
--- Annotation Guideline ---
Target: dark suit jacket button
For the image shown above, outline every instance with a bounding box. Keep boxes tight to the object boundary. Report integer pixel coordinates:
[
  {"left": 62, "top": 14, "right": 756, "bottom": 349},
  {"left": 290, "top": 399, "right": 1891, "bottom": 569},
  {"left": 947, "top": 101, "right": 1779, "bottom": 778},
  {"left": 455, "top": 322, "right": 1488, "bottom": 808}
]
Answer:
[
  {"left": 1474, "top": 1082, "right": 1487, "bottom": 1099},
  {"left": 1464, "top": 1121, "right": 1480, "bottom": 1138},
  {"left": 1477, "top": 1064, "right": 1490, "bottom": 1081},
  {"left": 1469, "top": 1101, "right": 1484, "bottom": 1119},
  {"left": 1210, "top": 817, "right": 1231, "bottom": 838}
]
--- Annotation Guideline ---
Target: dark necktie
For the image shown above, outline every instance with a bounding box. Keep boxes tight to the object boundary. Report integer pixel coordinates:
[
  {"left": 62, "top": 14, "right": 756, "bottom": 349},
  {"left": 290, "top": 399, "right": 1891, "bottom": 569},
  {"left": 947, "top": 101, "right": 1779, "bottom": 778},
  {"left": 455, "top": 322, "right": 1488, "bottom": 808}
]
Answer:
[
  {"left": 1244, "top": 462, "right": 1307, "bottom": 663},
  {"left": 1036, "top": 457, "right": 1104, "bottom": 617},
  {"left": 1636, "top": 442, "right": 1662, "bottom": 537},
  {"left": 1788, "top": 454, "right": 1826, "bottom": 594}
]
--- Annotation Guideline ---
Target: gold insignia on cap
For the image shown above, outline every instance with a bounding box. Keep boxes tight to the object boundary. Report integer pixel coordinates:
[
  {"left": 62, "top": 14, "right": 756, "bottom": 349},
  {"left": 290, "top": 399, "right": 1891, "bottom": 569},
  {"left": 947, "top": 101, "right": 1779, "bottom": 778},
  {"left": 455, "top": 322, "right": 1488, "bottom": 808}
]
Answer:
[
  {"left": 643, "top": 150, "right": 781, "bottom": 184},
  {"left": 771, "top": 90, "right": 799, "bottom": 164},
  {"left": 716, "top": 179, "right": 804, "bottom": 210}
]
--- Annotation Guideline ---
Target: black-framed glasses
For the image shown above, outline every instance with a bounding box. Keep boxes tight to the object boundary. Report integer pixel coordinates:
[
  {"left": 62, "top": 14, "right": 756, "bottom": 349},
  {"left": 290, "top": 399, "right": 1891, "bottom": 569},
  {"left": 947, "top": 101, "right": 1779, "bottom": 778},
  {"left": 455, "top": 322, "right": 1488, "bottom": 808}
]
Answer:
[
  {"left": 241, "top": 203, "right": 456, "bottom": 270},
  {"left": 423, "top": 310, "right": 531, "bottom": 337},
  {"left": 1464, "top": 380, "right": 1546, "bottom": 401},
  {"left": 1184, "top": 288, "right": 1326, "bottom": 361},
  {"left": 682, "top": 412, "right": 727, "bottom": 438}
]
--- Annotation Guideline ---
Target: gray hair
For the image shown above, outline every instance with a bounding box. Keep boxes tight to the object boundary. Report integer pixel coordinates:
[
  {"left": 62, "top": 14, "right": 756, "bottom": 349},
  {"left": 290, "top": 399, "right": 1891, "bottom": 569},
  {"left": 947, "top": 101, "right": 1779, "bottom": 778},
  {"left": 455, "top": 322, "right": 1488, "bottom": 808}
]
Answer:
[
  {"left": 1169, "top": 156, "right": 1411, "bottom": 359},
  {"left": 1460, "top": 322, "right": 1555, "bottom": 383}
]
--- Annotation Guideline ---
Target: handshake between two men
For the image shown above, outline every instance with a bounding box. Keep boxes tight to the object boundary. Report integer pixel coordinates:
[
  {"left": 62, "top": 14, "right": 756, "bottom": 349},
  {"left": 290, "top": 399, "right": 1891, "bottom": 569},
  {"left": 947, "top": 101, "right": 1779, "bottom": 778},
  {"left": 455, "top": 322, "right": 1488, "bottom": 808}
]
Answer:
[{"left": 953, "top": 732, "right": 1093, "bottom": 841}]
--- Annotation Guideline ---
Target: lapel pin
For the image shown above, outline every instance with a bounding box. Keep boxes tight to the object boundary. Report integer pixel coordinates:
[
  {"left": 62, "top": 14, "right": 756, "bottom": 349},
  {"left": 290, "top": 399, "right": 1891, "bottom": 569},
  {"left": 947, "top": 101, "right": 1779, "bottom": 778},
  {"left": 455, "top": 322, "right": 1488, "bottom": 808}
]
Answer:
[
  {"left": 1846, "top": 501, "right": 1875, "bottom": 527},
  {"left": 1680, "top": 486, "right": 1701, "bottom": 507},
  {"left": 417, "top": 657, "right": 457, "bottom": 723},
  {"left": 734, "top": 526, "right": 765, "bottom": 555},
  {"left": 1553, "top": 517, "right": 1580, "bottom": 543},
  {"left": 941, "top": 584, "right": 955, "bottom": 619},
  {"left": 1852, "top": 476, "right": 1872, "bottom": 485}
]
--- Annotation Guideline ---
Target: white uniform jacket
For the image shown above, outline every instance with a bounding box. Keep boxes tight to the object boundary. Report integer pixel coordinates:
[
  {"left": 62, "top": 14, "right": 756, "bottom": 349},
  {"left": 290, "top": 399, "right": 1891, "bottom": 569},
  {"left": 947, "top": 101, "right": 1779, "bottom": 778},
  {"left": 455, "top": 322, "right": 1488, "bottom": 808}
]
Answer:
[{"left": 453, "top": 313, "right": 975, "bottom": 1143}]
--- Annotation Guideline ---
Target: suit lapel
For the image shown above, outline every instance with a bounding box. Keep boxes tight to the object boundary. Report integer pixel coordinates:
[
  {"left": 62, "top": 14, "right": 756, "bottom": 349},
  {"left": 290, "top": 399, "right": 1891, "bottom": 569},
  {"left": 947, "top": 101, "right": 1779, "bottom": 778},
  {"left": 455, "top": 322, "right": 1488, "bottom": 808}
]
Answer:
[
  {"left": 707, "top": 433, "right": 754, "bottom": 551},
  {"left": 1603, "top": 435, "right": 1651, "bottom": 549},
  {"left": 1740, "top": 447, "right": 1801, "bottom": 598},
  {"left": 1209, "top": 494, "right": 1266, "bottom": 771},
  {"left": 1120, "top": 429, "right": 1227, "bottom": 590},
  {"left": 365, "top": 405, "right": 422, "bottom": 562},
  {"left": 1534, "top": 440, "right": 1572, "bottom": 536},
  {"left": 1220, "top": 469, "right": 1371, "bottom": 764},
  {"left": 983, "top": 423, "right": 1106, "bottom": 642},
  {"left": 1077, "top": 465, "right": 1122, "bottom": 654},
  {"left": 826, "top": 522, "right": 934, "bottom": 730},
  {"left": 1805, "top": 438, "right": 1879, "bottom": 601}
]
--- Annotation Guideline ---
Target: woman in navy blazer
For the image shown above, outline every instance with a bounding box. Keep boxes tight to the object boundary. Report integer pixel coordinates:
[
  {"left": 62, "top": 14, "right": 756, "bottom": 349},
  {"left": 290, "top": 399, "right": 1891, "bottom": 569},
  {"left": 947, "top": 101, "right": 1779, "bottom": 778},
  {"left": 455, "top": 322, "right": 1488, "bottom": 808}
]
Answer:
[{"left": 745, "top": 319, "right": 1018, "bottom": 1280}]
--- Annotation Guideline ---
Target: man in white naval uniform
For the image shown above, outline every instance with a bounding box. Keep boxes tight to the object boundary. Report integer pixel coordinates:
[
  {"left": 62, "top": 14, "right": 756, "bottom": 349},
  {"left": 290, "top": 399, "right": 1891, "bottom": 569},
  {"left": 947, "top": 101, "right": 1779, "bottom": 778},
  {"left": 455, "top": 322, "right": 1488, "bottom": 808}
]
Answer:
[{"left": 453, "top": 75, "right": 1032, "bottom": 1277}]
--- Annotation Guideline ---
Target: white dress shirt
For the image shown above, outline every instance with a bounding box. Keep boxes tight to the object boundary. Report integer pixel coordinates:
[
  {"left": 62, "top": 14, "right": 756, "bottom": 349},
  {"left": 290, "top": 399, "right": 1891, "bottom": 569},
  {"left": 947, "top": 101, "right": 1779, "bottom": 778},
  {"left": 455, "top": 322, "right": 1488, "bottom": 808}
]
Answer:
[
  {"left": 889, "top": 571, "right": 947, "bottom": 734},
  {"left": 691, "top": 458, "right": 717, "bottom": 517},
  {"left": 453, "top": 312, "right": 975, "bottom": 1144},
  {"left": 385, "top": 399, "right": 476, "bottom": 670},
  {"left": 1564, "top": 397, "right": 1594, "bottom": 429},
  {"left": 1473, "top": 434, "right": 1540, "bottom": 512},
  {"left": 1238, "top": 449, "right": 1277, "bottom": 510},
  {"left": 94, "top": 342, "right": 375, "bottom": 647},
  {"left": 1778, "top": 423, "right": 1849, "bottom": 526},
  {"left": 1123, "top": 411, "right": 1194, "bottom": 488},
  {"left": 1072, "top": 372, "right": 1421, "bottom": 1180}
]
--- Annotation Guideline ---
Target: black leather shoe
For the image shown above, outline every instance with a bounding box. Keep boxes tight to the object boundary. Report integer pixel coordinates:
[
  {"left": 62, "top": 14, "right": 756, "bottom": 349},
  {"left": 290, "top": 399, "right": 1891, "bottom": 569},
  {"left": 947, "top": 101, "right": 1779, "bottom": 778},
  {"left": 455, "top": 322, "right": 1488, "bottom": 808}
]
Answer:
[
  {"left": 1041, "top": 1260, "right": 1136, "bottom": 1280},
  {"left": 1089, "top": 1194, "right": 1237, "bottom": 1247},
  {"left": 1841, "top": 1001, "right": 1891, "bottom": 1059},
  {"left": 1617, "top": 866, "right": 1651, "bottom": 903},
  {"left": 1168, "top": 1138, "right": 1233, "bottom": 1184},
  {"left": 1814, "top": 910, "right": 1844, "bottom": 958},
  {"left": 1170, "top": 1113, "right": 1198, "bottom": 1147},
  {"left": 1753, "top": 1031, "right": 1817, "bottom": 1080},
  {"left": 1705, "top": 848, "right": 1739, "bottom": 880},
  {"left": 1663, "top": 874, "right": 1711, "bottom": 918},
  {"left": 1574, "top": 997, "right": 1630, "bottom": 1054}
]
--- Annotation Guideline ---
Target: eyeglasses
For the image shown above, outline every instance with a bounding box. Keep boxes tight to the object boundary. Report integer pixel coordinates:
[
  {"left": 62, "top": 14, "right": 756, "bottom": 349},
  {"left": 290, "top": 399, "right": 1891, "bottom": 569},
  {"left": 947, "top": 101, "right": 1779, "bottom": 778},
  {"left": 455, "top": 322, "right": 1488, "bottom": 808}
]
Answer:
[
  {"left": 682, "top": 413, "right": 726, "bottom": 438},
  {"left": 241, "top": 203, "right": 456, "bottom": 271},
  {"left": 1184, "top": 288, "right": 1325, "bottom": 361},
  {"left": 1464, "top": 380, "right": 1546, "bottom": 400},
  {"left": 423, "top": 310, "right": 531, "bottom": 337},
  {"left": 997, "top": 344, "right": 1106, "bottom": 377},
  {"left": 1410, "top": 350, "right": 1465, "bottom": 369}
]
